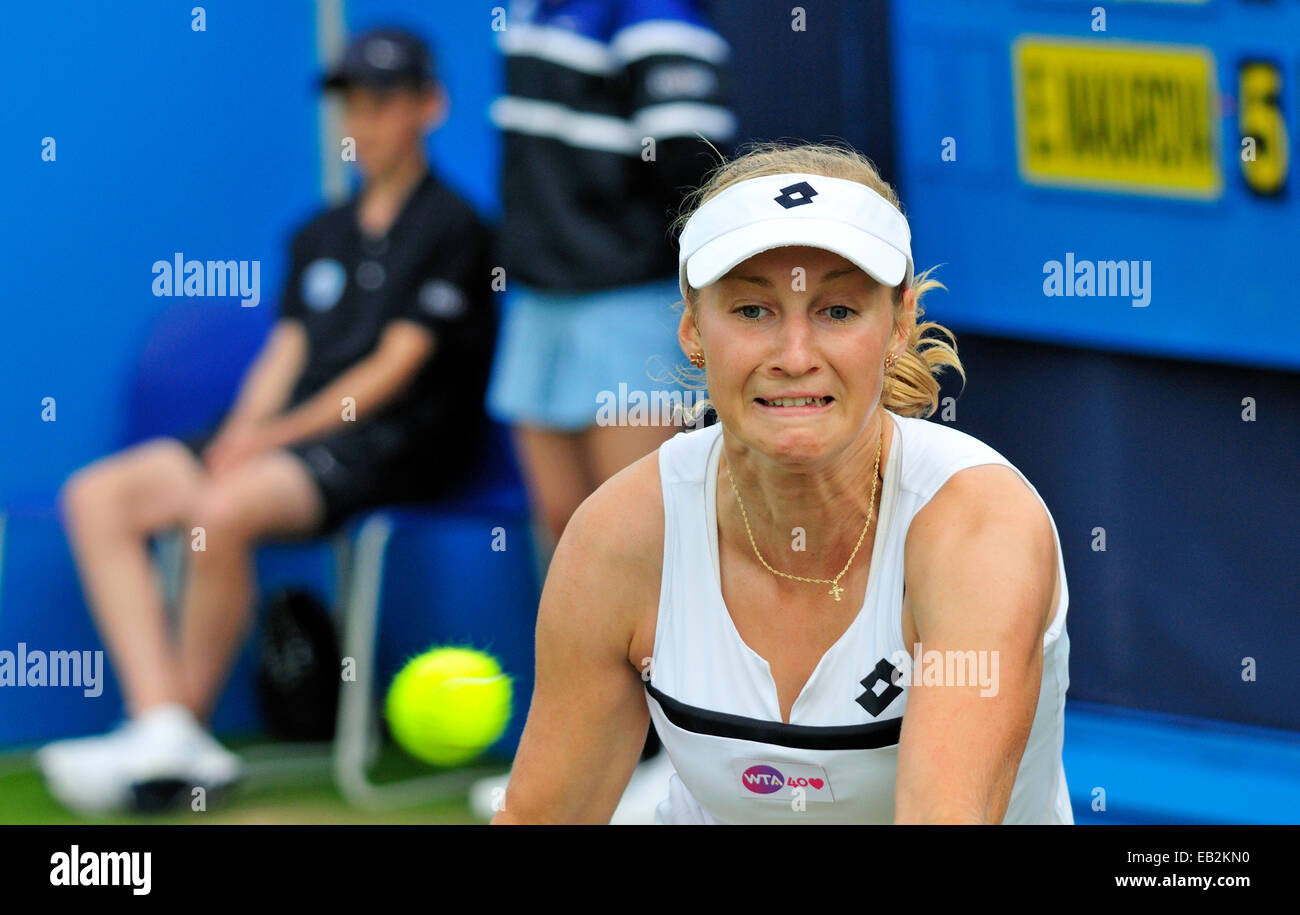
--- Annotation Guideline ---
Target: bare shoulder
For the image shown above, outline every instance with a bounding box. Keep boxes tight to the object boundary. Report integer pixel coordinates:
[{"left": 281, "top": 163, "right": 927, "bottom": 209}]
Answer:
[
  {"left": 905, "top": 463, "right": 1058, "bottom": 641},
  {"left": 565, "top": 448, "right": 665, "bottom": 572},
  {"left": 546, "top": 448, "right": 665, "bottom": 647},
  {"left": 912, "top": 463, "right": 1052, "bottom": 535}
]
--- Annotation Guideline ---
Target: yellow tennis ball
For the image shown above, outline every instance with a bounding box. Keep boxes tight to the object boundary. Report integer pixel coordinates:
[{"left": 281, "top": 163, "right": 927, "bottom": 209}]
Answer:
[{"left": 384, "top": 647, "right": 513, "bottom": 767}]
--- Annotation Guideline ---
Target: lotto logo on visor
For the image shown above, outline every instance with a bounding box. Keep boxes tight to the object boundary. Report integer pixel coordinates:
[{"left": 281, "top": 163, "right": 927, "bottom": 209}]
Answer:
[
  {"left": 773, "top": 181, "right": 819, "bottom": 208},
  {"left": 677, "top": 172, "right": 913, "bottom": 300}
]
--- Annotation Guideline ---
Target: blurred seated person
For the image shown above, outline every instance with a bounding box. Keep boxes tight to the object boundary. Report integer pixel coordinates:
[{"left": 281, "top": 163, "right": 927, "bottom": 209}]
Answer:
[{"left": 37, "top": 28, "right": 497, "bottom": 814}]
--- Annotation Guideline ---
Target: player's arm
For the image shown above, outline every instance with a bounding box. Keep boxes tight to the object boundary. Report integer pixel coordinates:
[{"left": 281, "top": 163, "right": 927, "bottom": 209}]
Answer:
[
  {"left": 893, "top": 464, "right": 1058, "bottom": 824},
  {"left": 259, "top": 319, "right": 434, "bottom": 449},
  {"left": 493, "top": 456, "right": 662, "bottom": 824},
  {"left": 217, "top": 319, "right": 309, "bottom": 430}
]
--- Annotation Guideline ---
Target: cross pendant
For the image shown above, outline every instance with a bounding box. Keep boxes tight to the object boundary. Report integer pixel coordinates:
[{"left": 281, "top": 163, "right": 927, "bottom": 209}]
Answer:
[{"left": 828, "top": 583, "right": 844, "bottom": 601}]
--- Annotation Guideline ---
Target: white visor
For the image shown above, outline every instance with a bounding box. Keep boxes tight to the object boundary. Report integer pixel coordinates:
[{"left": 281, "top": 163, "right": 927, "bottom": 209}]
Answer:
[{"left": 677, "top": 172, "right": 912, "bottom": 300}]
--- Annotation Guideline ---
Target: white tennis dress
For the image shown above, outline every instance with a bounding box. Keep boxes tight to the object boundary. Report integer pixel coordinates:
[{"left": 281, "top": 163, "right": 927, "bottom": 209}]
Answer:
[{"left": 645, "top": 411, "right": 1073, "bottom": 824}]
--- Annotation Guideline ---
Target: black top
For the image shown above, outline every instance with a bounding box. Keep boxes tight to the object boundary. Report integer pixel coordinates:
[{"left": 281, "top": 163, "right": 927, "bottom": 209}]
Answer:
[
  {"left": 493, "top": 0, "right": 734, "bottom": 291},
  {"left": 278, "top": 169, "right": 497, "bottom": 453}
]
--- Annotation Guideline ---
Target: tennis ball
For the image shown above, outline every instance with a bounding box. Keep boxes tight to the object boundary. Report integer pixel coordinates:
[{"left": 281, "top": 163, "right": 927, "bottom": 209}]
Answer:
[{"left": 384, "top": 646, "right": 513, "bottom": 767}]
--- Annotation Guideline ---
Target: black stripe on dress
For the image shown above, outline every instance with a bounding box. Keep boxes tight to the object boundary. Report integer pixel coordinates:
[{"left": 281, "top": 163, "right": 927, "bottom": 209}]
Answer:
[{"left": 645, "top": 681, "right": 902, "bottom": 750}]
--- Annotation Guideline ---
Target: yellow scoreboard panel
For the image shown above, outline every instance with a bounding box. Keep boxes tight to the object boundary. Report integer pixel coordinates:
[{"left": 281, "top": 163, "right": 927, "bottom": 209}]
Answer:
[{"left": 1013, "top": 37, "right": 1222, "bottom": 200}]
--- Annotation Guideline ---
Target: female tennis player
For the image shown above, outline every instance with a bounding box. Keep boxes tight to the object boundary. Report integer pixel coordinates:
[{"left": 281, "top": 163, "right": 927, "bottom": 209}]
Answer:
[{"left": 493, "top": 142, "right": 1071, "bottom": 824}]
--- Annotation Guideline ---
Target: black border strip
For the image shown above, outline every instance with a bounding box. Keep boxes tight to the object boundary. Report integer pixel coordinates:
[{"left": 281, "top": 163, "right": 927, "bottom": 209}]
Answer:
[{"left": 646, "top": 682, "right": 902, "bottom": 750}]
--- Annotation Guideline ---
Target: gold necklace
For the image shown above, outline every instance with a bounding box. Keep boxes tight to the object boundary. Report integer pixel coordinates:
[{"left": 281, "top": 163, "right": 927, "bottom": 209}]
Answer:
[{"left": 724, "top": 421, "right": 884, "bottom": 601}]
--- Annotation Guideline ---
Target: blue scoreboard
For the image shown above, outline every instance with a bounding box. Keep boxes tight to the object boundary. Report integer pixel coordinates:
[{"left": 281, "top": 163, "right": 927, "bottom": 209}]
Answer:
[{"left": 891, "top": 0, "right": 1300, "bottom": 371}]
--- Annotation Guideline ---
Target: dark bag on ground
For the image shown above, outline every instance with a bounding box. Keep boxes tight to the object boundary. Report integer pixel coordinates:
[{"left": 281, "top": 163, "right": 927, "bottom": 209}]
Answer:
[{"left": 256, "top": 586, "right": 341, "bottom": 741}]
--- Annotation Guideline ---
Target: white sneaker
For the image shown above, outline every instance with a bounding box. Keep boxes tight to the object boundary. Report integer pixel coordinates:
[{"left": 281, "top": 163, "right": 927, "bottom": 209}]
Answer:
[
  {"left": 35, "top": 703, "right": 243, "bottom": 815},
  {"left": 467, "top": 751, "right": 677, "bottom": 824}
]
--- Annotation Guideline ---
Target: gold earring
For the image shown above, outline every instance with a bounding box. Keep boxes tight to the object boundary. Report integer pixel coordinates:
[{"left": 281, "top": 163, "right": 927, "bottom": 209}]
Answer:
[
  {"left": 689, "top": 352, "right": 706, "bottom": 368},
  {"left": 884, "top": 351, "right": 898, "bottom": 371}
]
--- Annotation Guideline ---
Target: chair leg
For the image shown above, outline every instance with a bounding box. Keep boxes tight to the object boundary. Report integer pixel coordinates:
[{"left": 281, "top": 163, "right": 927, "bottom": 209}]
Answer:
[
  {"left": 332, "top": 513, "right": 481, "bottom": 810},
  {"left": 330, "top": 529, "right": 353, "bottom": 617}
]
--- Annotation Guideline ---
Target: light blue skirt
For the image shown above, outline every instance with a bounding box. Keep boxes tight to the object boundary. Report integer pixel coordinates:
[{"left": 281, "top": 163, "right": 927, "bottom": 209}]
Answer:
[{"left": 486, "top": 277, "right": 690, "bottom": 431}]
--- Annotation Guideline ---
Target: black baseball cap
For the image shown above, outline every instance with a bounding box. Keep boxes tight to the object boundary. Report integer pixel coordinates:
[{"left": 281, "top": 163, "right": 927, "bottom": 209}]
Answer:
[{"left": 322, "top": 28, "right": 437, "bottom": 92}]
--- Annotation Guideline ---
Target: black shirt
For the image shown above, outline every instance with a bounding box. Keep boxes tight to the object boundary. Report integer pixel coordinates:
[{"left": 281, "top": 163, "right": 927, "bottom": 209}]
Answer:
[
  {"left": 277, "top": 169, "right": 497, "bottom": 454},
  {"left": 493, "top": 1, "right": 735, "bottom": 291}
]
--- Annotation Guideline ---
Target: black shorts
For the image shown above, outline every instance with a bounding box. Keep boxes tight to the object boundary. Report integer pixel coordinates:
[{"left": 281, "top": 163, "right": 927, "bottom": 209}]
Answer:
[{"left": 178, "top": 418, "right": 472, "bottom": 537}]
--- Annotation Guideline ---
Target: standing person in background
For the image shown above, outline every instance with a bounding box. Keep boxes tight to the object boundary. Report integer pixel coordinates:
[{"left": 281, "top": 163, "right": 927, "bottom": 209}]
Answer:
[
  {"left": 488, "top": 0, "right": 735, "bottom": 550},
  {"left": 480, "top": 0, "right": 735, "bottom": 821}
]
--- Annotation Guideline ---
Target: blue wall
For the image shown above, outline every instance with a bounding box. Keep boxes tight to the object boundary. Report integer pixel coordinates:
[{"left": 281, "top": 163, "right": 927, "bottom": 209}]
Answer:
[{"left": 0, "top": 1, "right": 319, "bottom": 499}]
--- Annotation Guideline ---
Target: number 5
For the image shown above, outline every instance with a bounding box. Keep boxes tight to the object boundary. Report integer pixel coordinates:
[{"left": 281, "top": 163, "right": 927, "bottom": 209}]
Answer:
[{"left": 1238, "top": 61, "right": 1289, "bottom": 196}]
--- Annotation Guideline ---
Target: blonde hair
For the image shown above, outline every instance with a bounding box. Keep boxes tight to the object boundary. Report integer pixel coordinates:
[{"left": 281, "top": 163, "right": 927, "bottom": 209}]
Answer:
[{"left": 671, "top": 140, "right": 964, "bottom": 420}]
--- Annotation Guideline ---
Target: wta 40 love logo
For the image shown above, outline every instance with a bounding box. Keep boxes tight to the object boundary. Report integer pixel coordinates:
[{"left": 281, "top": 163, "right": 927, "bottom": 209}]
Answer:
[{"left": 736, "top": 761, "right": 832, "bottom": 800}]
